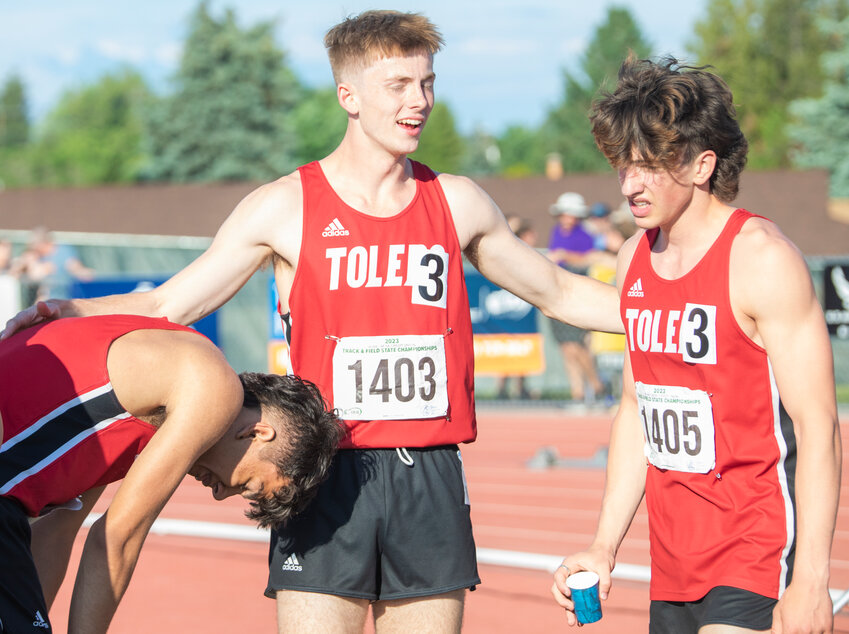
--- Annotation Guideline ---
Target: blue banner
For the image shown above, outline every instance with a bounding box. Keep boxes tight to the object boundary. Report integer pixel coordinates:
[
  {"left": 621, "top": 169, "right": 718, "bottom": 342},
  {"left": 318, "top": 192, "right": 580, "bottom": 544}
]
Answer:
[{"left": 465, "top": 271, "right": 538, "bottom": 334}]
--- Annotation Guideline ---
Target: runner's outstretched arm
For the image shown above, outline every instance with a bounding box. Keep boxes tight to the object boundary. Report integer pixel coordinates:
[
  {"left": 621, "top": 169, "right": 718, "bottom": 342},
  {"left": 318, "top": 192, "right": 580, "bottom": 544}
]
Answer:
[{"left": 438, "top": 173, "right": 623, "bottom": 334}]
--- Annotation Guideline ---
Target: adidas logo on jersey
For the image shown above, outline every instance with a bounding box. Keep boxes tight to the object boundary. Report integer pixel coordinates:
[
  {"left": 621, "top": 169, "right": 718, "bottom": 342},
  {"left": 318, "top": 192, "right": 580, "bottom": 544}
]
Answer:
[
  {"left": 281, "top": 554, "right": 303, "bottom": 571},
  {"left": 322, "top": 218, "right": 350, "bottom": 237},
  {"left": 627, "top": 278, "right": 645, "bottom": 298}
]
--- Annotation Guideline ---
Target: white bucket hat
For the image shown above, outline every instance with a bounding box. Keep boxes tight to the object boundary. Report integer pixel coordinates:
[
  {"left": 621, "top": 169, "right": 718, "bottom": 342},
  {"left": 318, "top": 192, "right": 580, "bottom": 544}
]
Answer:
[{"left": 549, "top": 192, "right": 589, "bottom": 218}]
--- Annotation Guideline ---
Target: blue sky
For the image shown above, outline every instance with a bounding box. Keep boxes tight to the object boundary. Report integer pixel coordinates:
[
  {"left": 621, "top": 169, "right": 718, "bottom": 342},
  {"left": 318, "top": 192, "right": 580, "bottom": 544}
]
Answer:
[{"left": 0, "top": 1, "right": 707, "bottom": 134}]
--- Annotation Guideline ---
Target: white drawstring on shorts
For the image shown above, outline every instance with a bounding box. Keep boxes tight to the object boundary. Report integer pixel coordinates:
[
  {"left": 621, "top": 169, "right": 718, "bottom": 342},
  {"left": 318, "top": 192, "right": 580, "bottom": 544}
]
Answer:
[{"left": 395, "top": 447, "right": 415, "bottom": 467}]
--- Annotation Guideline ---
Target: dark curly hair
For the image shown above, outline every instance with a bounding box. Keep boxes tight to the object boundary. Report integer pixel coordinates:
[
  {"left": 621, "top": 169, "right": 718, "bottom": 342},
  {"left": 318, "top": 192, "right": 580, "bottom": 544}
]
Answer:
[
  {"left": 590, "top": 54, "right": 748, "bottom": 203},
  {"left": 238, "top": 372, "right": 344, "bottom": 529}
]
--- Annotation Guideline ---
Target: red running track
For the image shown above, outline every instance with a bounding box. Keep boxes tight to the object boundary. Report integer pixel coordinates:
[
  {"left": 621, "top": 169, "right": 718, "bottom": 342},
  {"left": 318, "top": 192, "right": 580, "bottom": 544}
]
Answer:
[{"left": 48, "top": 409, "right": 849, "bottom": 633}]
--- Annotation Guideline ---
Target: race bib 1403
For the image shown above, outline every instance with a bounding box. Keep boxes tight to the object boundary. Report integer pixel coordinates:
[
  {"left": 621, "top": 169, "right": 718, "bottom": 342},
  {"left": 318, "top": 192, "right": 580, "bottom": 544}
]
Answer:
[{"left": 332, "top": 334, "right": 448, "bottom": 421}]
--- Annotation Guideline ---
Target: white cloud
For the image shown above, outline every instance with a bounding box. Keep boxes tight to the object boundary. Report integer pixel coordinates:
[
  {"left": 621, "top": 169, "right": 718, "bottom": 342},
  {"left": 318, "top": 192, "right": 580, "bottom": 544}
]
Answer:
[{"left": 95, "top": 40, "right": 147, "bottom": 65}]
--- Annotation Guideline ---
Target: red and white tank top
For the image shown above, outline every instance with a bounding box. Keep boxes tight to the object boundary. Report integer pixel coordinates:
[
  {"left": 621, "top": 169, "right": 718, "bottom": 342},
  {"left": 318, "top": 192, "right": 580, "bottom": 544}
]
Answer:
[
  {"left": 286, "top": 160, "right": 476, "bottom": 449},
  {"left": 0, "top": 315, "right": 197, "bottom": 516},
  {"left": 620, "top": 209, "right": 796, "bottom": 601}
]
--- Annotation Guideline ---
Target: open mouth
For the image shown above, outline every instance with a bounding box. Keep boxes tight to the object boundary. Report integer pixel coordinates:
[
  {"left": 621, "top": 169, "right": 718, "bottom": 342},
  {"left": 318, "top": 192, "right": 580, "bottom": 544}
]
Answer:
[
  {"left": 397, "top": 118, "right": 422, "bottom": 130},
  {"left": 630, "top": 199, "right": 650, "bottom": 216}
]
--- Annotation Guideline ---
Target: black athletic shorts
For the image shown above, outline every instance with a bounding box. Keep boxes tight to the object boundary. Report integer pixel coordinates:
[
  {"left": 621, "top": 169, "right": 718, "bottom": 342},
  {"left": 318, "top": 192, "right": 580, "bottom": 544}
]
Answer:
[
  {"left": 265, "top": 446, "right": 480, "bottom": 601},
  {"left": 0, "top": 496, "right": 52, "bottom": 633},
  {"left": 649, "top": 585, "right": 777, "bottom": 633}
]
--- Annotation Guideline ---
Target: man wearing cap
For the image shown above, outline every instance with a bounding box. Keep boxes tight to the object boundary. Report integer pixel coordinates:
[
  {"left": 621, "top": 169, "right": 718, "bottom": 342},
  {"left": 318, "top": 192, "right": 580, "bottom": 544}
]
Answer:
[
  {"left": 546, "top": 193, "right": 608, "bottom": 406},
  {"left": 547, "top": 192, "right": 596, "bottom": 267}
]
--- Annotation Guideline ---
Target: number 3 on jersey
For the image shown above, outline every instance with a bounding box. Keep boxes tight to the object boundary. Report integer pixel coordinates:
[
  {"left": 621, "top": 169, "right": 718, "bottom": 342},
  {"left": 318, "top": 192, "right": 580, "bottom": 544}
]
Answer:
[{"left": 409, "top": 245, "right": 448, "bottom": 308}]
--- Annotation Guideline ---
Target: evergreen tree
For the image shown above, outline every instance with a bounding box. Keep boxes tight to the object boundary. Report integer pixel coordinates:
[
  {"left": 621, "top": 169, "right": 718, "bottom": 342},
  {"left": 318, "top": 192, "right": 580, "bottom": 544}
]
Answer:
[
  {"left": 145, "top": 2, "right": 300, "bottom": 182},
  {"left": 789, "top": 15, "right": 849, "bottom": 196},
  {"left": 542, "top": 7, "right": 652, "bottom": 173},
  {"left": 0, "top": 75, "right": 29, "bottom": 148},
  {"left": 689, "top": 0, "right": 848, "bottom": 168},
  {"left": 291, "top": 87, "right": 346, "bottom": 165}
]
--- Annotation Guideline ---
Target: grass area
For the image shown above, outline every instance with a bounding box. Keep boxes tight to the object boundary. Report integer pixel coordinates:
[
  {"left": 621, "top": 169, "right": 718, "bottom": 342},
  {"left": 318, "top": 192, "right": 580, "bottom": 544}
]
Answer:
[{"left": 838, "top": 384, "right": 849, "bottom": 404}]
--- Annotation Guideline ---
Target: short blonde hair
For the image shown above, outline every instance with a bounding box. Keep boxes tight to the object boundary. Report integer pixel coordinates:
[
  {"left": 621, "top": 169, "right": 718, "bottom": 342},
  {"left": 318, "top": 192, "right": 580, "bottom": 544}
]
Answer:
[{"left": 324, "top": 10, "right": 444, "bottom": 83}]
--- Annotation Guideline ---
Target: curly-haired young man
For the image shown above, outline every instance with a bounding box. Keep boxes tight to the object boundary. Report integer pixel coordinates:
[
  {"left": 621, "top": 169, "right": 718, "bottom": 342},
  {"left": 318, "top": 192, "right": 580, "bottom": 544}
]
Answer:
[{"left": 552, "top": 56, "right": 840, "bottom": 634}]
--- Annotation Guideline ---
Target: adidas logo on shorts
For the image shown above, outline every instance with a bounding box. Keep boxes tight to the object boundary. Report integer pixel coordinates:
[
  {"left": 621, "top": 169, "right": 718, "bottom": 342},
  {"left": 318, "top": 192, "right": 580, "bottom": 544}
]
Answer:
[
  {"left": 281, "top": 554, "right": 303, "bottom": 572},
  {"left": 627, "top": 278, "right": 645, "bottom": 298},
  {"left": 33, "top": 611, "right": 49, "bottom": 629},
  {"left": 322, "top": 218, "right": 350, "bottom": 237}
]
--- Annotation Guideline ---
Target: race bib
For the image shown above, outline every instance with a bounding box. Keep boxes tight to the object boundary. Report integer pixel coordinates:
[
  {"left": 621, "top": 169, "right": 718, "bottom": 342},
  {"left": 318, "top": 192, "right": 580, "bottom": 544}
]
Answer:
[
  {"left": 635, "top": 382, "right": 715, "bottom": 473},
  {"left": 332, "top": 334, "right": 448, "bottom": 420}
]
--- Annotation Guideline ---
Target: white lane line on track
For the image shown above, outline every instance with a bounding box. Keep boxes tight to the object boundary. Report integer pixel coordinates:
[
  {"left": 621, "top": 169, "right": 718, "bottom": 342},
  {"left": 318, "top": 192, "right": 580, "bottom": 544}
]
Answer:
[{"left": 81, "top": 514, "right": 849, "bottom": 610}]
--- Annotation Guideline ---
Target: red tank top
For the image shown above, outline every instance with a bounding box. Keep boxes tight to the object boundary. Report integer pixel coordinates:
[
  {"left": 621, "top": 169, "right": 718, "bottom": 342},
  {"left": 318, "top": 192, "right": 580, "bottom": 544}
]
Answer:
[
  {"left": 286, "top": 160, "right": 476, "bottom": 448},
  {"left": 620, "top": 209, "right": 795, "bottom": 601},
  {"left": 0, "top": 315, "right": 197, "bottom": 516}
]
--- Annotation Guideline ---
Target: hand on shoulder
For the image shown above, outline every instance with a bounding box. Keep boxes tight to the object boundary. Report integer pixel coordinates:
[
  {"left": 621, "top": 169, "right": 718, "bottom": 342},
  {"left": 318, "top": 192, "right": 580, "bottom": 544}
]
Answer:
[{"left": 0, "top": 300, "right": 63, "bottom": 340}]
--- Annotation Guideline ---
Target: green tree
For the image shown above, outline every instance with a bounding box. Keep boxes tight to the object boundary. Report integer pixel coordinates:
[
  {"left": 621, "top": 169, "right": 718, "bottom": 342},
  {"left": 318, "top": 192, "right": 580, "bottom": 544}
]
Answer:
[
  {"left": 460, "top": 128, "right": 501, "bottom": 177},
  {"left": 0, "top": 75, "right": 29, "bottom": 147},
  {"left": 291, "top": 87, "right": 346, "bottom": 164},
  {"left": 789, "top": 16, "right": 849, "bottom": 195},
  {"left": 145, "top": 2, "right": 300, "bottom": 182},
  {"left": 28, "top": 69, "right": 150, "bottom": 186},
  {"left": 543, "top": 7, "right": 652, "bottom": 173},
  {"left": 496, "top": 125, "right": 546, "bottom": 177},
  {"left": 689, "top": 0, "right": 848, "bottom": 168},
  {"left": 410, "top": 102, "right": 464, "bottom": 174}
]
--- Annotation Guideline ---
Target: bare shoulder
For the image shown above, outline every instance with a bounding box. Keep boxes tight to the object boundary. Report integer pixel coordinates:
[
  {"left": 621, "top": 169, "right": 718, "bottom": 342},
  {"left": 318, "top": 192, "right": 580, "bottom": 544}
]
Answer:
[
  {"left": 215, "top": 170, "right": 304, "bottom": 264},
  {"left": 436, "top": 172, "right": 503, "bottom": 249},
  {"left": 730, "top": 215, "right": 812, "bottom": 319},
  {"left": 107, "top": 328, "right": 238, "bottom": 419},
  {"left": 732, "top": 216, "right": 807, "bottom": 280},
  {"left": 231, "top": 170, "right": 303, "bottom": 226}
]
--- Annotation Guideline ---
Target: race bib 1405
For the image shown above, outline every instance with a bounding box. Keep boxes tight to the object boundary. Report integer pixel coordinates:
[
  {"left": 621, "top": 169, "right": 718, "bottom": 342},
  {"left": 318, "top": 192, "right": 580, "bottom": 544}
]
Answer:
[{"left": 635, "top": 382, "right": 716, "bottom": 473}]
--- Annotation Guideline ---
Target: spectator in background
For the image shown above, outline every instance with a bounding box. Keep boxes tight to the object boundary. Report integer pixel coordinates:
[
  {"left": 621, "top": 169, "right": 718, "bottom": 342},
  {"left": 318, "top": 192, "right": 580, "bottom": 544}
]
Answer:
[
  {"left": 497, "top": 217, "right": 538, "bottom": 400},
  {"left": 0, "top": 240, "right": 18, "bottom": 325},
  {"left": 506, "top": 215, "right": 538, "bottom": 252},
  {"left": 15, "top": 227, "right": 94, "bottom": 305},
  {"left": 0, "top": 240, "right": 12, "bottom": 273},
  {"left": 585, "top": 202, "right": 626, "bottom": 255},
  {"left": 547, "top": 192, "right": 596, "bottom": 269},
  {"left": 546, "top": 194, "right": 607, "bottom": 406},
  {"left": 610, "top": 199, "right": 640, "bottom": 239},
  {"left": 584, "top": 203, "right": 627, "bottom": 407}
]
